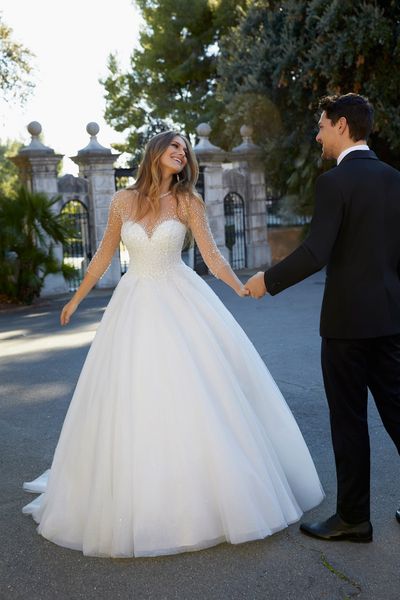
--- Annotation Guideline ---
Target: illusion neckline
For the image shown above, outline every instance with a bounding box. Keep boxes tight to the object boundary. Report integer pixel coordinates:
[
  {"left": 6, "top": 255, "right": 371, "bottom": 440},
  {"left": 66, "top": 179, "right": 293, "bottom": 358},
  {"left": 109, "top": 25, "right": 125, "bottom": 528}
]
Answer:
[{"left": 122, "top": 218, "right": 186, "bottom": 240}]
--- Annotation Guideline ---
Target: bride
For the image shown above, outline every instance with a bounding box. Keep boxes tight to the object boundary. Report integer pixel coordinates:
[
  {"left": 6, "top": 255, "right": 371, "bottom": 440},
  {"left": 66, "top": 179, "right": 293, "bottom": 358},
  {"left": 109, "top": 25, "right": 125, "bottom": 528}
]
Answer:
[{"left": 22, "top": 131, "right": 324, "bottom": 558}]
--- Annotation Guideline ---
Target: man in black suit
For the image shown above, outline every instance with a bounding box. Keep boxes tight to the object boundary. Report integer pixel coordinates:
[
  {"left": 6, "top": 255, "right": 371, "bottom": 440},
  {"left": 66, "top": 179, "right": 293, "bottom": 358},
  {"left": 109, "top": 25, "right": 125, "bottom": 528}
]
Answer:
[{"left": 245, "top": 93, "right": 400, "bottom": 542}]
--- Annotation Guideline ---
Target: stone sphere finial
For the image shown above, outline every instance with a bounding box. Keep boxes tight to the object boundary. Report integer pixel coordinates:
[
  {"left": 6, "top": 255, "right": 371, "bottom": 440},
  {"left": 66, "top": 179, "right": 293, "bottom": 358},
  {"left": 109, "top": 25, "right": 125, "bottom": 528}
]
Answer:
[
  {"left": 232, "top": 123, "right": 261, "bottom": 155},
  {"left": 27, "top": 121, "right": 42, "bottom": 137},
  {"left": 194, "top": 122, "right": 224, "bottom": 156},
  {"left": 196, "top": 123, "right": 211, "bottom": 138},
  {"left": 240, "top": 124, "right": 253, "bottom": 140},
  {"left": 86, "top": 122, "right": 100, "bottom": 137},
  {"left": 18, "top": 121, "right": 54, "bottom": 155},
  {"left": 77, "top": 121, "right": 111, "bottom": 155}
]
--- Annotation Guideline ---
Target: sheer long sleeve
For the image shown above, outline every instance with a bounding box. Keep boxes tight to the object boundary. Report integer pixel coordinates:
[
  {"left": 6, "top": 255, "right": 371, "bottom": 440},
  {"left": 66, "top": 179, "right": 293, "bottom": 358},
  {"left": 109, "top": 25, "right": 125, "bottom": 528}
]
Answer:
[
  {"left": 86, "top": 192, "right": 123, "bottom": 281},
  {"left": 185, "top": 195, "right": 229, "bottom": 277},
  {"left": 185, "top": 195, "right": 244, "bottom": 293}
]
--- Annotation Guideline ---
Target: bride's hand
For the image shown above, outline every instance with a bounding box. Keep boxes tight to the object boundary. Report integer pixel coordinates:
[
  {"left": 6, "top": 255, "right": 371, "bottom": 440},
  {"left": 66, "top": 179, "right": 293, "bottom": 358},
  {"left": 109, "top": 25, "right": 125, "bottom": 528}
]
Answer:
[
  {"left": 236, "top": 285, "right": 250, "bottom": 298},
  {"left": 60, "top": 299, "right": 79, "bottom": 326}
]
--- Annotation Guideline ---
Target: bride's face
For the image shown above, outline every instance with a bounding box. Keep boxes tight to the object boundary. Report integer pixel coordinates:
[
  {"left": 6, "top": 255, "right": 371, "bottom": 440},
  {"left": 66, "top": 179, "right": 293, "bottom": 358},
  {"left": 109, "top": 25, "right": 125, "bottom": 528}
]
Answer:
[{"left": 159, "top": 136, "right": 188, "bottom": 175}]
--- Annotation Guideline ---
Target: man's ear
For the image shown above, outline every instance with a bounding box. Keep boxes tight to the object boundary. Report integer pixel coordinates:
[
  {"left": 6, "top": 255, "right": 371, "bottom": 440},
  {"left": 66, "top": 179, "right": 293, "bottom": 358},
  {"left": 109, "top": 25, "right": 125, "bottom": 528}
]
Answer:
[{"left": 337, "top": 116, "right": 348, "bottom": 135}]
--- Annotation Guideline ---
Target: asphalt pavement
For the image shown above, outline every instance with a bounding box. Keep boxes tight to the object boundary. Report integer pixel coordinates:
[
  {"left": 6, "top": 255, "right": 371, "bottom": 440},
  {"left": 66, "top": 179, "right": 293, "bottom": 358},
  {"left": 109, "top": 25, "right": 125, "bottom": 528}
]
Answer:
[{"left": 1, "top": 271, "right": 399, "bottom": 600}]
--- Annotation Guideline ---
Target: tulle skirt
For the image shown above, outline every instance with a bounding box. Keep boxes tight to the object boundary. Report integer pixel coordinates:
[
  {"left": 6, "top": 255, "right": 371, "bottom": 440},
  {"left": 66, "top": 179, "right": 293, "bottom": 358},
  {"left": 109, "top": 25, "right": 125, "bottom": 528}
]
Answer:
[{"left": 23, "top": 264, "right": 324, "bottom": 557}]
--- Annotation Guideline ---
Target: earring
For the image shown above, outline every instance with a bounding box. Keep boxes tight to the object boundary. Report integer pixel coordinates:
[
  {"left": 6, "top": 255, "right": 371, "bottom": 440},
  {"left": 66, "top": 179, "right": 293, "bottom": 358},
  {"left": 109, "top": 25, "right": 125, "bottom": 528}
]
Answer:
[{"left": 176, "top": 172, "right": 181, "bottom": 182}]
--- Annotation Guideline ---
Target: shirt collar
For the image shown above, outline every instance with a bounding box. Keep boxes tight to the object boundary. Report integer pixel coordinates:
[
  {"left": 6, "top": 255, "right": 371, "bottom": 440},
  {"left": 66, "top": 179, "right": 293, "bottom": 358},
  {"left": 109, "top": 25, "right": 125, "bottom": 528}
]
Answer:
[{"left": 337, "top": 145, "right": 370, "bottom": 165}]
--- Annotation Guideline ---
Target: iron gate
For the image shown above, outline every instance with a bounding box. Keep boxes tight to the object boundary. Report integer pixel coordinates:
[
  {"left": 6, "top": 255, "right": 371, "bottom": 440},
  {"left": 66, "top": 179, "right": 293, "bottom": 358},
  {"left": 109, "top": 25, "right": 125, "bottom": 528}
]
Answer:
[
  {"left": 60, "top": 200, "right": 91, "bottom": 291},
  {"left": 224, "top": 192, "right": 246, "bottom": 269}
]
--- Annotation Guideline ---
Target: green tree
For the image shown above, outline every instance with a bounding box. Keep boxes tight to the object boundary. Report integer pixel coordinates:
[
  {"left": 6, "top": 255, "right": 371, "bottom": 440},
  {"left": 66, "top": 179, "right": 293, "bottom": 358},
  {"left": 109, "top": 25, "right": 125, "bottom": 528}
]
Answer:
[
  {"left": 0, "top": 139, "right": 21, "bottom": 199},
  {"left": 0, "top": 187, "right": 75, "bottom": 304},
  {"left": 101, "top": 0, "right": 249, "bottom": 161},
  {"left": 0, "top": 15, "right": 34, "bottom": 104},
  {"left": 218, "top": 0, "right": 400, "bottom": 213}
]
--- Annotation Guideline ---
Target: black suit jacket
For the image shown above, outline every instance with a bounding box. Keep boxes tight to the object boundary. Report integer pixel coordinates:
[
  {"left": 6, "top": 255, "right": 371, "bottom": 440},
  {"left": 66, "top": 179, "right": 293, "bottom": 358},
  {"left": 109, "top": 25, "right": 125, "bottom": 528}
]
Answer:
[{"left": 264, "top": 150, "right": 400, "bottom": 338}]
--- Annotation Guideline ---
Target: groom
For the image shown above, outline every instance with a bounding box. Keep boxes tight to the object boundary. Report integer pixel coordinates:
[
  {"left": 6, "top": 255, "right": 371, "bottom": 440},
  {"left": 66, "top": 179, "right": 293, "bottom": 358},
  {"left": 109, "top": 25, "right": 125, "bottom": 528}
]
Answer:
[{"left": 246, "top": 93, "right": 400, "bottom": 542}]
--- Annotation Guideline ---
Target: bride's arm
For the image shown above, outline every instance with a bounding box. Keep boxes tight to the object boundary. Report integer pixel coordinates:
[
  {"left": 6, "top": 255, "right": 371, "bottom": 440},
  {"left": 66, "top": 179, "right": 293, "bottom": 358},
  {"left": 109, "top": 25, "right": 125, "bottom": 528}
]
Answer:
[
  {"left": 60, "top": 192, "right": 123, "bottom": 325},
  {"left": 186, "top": 194, "right": 248, "bottom": 297}
]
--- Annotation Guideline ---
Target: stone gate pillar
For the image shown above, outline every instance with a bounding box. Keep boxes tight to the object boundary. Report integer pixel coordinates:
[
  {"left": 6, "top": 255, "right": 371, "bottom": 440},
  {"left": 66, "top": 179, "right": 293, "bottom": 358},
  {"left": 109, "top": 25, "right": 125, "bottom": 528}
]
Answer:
[
  {"left": 193, "top": 123, "right": 229, "bottom": 264},
  {"left": 71, "top": 123, "right": 121, "bottom": 289},
  {"left": 231, "top": 126, "right": 271, "bottom": 268},
  {"left": 11, "top": 121, "right": 68, "bottom": 295}
]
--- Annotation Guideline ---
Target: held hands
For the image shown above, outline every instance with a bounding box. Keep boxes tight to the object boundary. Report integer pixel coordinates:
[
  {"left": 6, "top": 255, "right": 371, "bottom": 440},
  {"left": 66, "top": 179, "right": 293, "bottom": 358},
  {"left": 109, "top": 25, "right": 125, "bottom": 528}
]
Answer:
[
  {"left": 60, "top": 299, "right": 79, "bottom": 326},
  {"left": 236, "top": 285, "right": 250, "bottom": 298},
  {"left": 244, "top": 271, "right": 267, "bottom": 299}
]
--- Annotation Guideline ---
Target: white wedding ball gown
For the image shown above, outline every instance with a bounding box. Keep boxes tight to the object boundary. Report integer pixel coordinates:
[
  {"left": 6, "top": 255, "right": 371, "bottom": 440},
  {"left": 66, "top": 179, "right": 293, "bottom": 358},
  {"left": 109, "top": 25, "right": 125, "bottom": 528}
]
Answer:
[{"left": 22, "top": 190, "right": 324, "bottom": 558}]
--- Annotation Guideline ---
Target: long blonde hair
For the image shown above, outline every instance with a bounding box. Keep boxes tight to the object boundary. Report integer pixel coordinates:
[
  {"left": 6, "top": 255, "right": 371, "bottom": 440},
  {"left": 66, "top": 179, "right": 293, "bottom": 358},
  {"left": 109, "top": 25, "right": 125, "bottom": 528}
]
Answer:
[{"left": 128, "top": 130, "right": 200, "bottom": 220}]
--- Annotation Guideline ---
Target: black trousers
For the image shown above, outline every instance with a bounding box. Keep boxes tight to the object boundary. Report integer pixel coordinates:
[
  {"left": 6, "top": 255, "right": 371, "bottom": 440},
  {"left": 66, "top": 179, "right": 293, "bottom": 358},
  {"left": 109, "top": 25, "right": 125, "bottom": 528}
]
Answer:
[{"left": 321, "top": 334, "right": 400, "bottom": 523}]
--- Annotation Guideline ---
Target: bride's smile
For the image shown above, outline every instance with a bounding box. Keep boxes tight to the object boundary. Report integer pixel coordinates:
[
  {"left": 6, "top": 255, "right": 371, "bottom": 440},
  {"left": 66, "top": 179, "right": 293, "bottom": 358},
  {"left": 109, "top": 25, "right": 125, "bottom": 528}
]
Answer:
[{"left": 159, "top": 136, "right": 188, "bottom": 174}]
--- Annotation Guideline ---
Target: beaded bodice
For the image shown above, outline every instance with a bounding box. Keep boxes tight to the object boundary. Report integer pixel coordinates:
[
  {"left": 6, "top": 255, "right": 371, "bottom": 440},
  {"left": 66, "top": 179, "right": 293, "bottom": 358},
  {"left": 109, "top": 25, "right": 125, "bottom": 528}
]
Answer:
[
  {"left": 86, "top": 189, "right": 230, "bottom": 281},
  {"left": 121, "top": 218, "right": 187, "bottom": 278}
]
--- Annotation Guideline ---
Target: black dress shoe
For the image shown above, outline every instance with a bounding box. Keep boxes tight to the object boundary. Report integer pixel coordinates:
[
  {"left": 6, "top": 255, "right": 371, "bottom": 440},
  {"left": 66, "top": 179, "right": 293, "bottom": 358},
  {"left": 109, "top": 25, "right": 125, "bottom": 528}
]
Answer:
[
  {"left": 299, "top": 513, "right": 373, "bottom": 543},
  {"left": 396, "top": 508, "right": 400, "bottom": 524}
]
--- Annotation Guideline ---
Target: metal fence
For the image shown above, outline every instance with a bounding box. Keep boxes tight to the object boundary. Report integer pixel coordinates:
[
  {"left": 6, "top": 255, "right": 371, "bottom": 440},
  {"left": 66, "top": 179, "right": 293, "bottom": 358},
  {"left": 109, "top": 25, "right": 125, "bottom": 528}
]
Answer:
[
  {"left": 266, "top": 197, "right": 312, "bottom": 228},
  {"left": 60, "top": 200, "right": 91, "bottom": 291},
  {"left": 224, "top": 192, "right": 247, "bottom": 269}
]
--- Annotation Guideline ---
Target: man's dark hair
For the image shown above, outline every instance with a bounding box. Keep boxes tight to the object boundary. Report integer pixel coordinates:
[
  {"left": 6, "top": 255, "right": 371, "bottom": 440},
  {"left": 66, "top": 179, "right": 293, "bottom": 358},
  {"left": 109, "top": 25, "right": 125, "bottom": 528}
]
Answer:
[{"left": 318, "top": 93, "right": 374, "bottom": 141}]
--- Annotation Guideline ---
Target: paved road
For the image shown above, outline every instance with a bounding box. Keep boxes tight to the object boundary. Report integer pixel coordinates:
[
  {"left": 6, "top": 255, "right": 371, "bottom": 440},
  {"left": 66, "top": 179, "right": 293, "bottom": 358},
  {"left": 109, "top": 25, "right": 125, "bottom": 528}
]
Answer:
[{"left": 1, "top": 272, "right": 399, "bottom": 600}]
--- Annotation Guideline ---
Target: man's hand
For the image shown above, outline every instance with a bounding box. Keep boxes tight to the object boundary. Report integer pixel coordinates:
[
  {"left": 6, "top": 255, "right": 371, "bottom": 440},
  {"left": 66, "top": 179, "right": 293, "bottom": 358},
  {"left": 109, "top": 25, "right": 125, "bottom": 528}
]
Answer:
[{"left": 244, "top": 271, "right": 267, "bottom": 299}]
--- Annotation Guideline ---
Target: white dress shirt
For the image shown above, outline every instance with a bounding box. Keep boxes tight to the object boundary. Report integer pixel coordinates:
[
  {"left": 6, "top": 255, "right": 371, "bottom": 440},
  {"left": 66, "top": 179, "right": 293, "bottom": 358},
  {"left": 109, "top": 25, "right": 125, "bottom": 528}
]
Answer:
[{"left": 337, "top": 145, "right": 370, "bottom": 165}]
